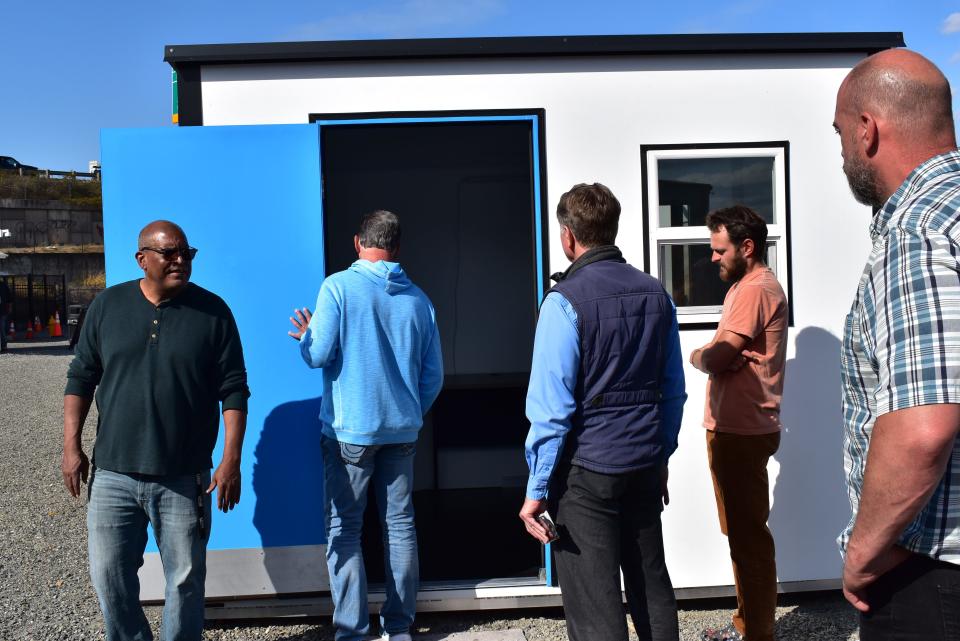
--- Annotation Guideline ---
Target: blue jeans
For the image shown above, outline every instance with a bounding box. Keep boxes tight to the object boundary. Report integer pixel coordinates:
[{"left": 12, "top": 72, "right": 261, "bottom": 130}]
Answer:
[
  {"left": 321, "top": 435, "right": 419, "bottom": 641},
  {"left": 87, "top": 468, "right": 211, "bottom": 641}
]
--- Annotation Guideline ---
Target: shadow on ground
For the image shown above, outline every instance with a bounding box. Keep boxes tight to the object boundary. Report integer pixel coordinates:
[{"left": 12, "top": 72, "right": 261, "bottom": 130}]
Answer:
[
  {"left": 682, "top": 590, "right": 858, "bottom": 641},
  {"left": 775, "top": 591, "right": 858, "bottom": 640},
  {"left": 208, "top": 618, "right": 333, "bottom": 641},
  {"left": 203, "top": 593, "right": 856, "bottom": 641}
]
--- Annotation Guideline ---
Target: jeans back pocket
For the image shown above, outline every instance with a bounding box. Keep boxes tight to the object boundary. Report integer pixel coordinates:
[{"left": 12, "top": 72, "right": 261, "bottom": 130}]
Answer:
[{"left": 339, "top": 442, "right": 373, "bottom": 466}]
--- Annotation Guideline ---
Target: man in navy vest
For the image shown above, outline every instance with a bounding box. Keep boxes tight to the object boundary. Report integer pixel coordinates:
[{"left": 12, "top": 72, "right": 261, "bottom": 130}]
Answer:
[{"left": 520, "top": 183, "right": 686, "bottom": 641}]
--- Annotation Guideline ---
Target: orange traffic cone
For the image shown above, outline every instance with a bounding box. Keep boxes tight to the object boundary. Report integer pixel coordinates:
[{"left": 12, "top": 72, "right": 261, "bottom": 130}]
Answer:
[
  {"left": 47, "top": 315, "right": 55, "bottom": 337},
  {"left": 25, "top": 321, "right": 33, "bottom": 340},
  {"left": 53, "top": 311, "right": 63, "bottom": 338},
  {"left": 33, "top": 316, "right": 42, "bottom": 335}
]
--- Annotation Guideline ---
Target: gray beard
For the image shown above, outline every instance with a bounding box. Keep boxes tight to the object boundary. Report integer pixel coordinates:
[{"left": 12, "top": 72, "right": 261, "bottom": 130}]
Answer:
[{"left": 843, "top": 154, "right": 885, "bottom": 210}]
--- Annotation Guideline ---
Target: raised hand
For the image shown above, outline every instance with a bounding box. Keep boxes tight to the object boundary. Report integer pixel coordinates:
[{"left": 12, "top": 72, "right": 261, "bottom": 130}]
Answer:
[{"left": 287, "top": 307, "right": 313, "bottom": 341}]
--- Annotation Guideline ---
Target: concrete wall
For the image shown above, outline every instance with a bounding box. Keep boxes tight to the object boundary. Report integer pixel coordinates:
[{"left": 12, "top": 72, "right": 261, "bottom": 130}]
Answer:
[
  {"left": 0, "top": 199, "right": 103, "bottom": 248},
  {"left": 0, "top": 198, "right": 105, "bottom": 307},
  {"left": 1, "top": 252, "right": 104, "bottom": 306}
]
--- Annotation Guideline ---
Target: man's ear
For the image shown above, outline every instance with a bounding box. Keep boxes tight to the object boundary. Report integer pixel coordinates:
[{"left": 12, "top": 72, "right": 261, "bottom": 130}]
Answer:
[
  {"left": 740, "top": 238, "right": 756, "bottom": 259},
  {"left": 135, "top": 251, "right": 147, "bottom": 270},
  {"left": 354, "top": 235, "right": 362, "bottom": 255},
  {"left": 859, "top": 111, "right": 880, "bottom": 157}
]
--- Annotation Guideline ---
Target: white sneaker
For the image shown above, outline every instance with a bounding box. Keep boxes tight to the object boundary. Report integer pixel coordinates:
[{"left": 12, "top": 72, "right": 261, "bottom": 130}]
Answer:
[{"left": 381, "top": 634, "right": 412, "bottom": 641}]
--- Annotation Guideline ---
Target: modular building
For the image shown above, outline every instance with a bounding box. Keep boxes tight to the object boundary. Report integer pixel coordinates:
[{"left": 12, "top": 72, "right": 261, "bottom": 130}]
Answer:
[{"left": 99, "top": 31, "right": 904, "bottom": 617}]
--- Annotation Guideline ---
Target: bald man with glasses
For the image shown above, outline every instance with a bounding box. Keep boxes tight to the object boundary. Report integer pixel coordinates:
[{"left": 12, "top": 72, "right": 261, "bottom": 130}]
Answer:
[{"left": 62, "top": 220, "right": 250, "bottom": 641}]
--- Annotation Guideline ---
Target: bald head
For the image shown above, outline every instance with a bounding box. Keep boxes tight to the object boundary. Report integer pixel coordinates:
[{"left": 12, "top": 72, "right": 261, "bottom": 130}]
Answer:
[
  {"left": 138, "top": 220, "right": 187, "bottom": 249},
  {"left": 135, "top": 220, "right": 193, "bottom": 300},
  {"left": 840, "top": 49, "right": 955, "bottom": 146}
]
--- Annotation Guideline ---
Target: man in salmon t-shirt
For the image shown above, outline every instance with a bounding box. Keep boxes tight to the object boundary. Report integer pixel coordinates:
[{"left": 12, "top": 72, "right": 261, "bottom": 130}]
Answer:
[{"left": 690, "top": 205, "right": 788, "bottom": 641}]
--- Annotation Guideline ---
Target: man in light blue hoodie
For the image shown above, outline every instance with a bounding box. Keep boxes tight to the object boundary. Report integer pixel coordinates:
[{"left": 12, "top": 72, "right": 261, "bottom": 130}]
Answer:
[{"left": 289, "top": 210, "right": 443, "bottom": 641}]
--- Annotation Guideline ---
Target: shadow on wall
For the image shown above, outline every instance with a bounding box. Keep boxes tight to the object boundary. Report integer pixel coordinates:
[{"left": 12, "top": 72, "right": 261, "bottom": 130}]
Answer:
[
  {"left": 252, "top": 397, "right": 326, "bottom": 588},
  {"left": 769, "top": 327, "right": 850, "bottom": 582}
]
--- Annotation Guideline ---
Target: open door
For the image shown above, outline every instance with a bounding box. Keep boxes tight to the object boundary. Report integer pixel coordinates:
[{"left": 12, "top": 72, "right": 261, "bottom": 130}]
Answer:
[{"left": 315, "top": 112, "right": 551, "bottom": 587}]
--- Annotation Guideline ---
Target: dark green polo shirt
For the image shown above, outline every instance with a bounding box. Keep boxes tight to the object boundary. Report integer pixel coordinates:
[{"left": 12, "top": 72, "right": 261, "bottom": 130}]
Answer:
[{"left": 65, "top": 280, "right": 249, "bottom": 475}]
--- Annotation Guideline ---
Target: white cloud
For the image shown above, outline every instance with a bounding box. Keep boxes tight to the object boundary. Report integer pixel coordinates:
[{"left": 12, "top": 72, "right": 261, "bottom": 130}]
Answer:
[
  {"left": 942, "top": 12, "right": 960, "bottom": 35},
  {"left": 951, "top": 51, "right": 960, "bottom": 64},
  {"left": 291, "top": 0, "right": 505, "bottom": 40}
]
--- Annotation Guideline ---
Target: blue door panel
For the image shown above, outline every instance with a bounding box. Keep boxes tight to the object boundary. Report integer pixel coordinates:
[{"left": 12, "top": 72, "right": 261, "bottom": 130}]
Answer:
[{"left": 101, "top": 124, "right": 326, "bottom": 551}]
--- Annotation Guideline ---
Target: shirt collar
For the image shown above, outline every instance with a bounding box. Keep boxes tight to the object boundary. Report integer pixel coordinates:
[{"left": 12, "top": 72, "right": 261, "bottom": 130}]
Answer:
[
  {"left": 870, "top": 149, "right": 960, "bottom": 240},
  {"left": 731, "top": 265, "right": 770, "bottom": 290},
  {"left": 549, "top": 245, "right": 624, "bottom": 283}
]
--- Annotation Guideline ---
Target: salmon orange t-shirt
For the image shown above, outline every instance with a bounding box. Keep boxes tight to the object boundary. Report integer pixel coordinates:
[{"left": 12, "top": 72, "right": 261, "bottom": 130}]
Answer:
[{"left": 703, "top": 267, "right": 788, "bottom": 435}]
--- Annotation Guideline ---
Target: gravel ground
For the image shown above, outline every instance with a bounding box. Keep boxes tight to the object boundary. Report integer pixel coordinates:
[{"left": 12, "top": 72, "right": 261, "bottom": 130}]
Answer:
[{"left": 0, "top": 344, "right": 860, "bottom": 640}]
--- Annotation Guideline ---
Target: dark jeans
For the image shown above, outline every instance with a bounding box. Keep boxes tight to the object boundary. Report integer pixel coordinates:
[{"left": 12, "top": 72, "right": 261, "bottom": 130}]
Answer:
[
  {"left": 550, "top": 463, "right": 679, "bottom": 641},
  {"left": 860, "top": 552, "right": 960, "bottom": 641}
]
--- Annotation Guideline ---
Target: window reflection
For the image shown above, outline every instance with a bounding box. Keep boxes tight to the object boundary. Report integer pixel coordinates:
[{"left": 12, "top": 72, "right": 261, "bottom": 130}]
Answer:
[
  {"left": 659, "top": 242, "right": 775, "bottom": 310},
  {"left": 658, "top": 157, "right": 776, "bottom": 227},
  {"left": 660, "top": 244, "right": 730, "bottom": 308}
]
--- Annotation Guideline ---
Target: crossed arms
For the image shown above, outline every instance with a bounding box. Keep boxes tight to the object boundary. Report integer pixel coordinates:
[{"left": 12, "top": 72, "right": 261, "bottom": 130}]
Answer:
[{"left": 690, "top": 329, "right": 757, "bottom": 375}]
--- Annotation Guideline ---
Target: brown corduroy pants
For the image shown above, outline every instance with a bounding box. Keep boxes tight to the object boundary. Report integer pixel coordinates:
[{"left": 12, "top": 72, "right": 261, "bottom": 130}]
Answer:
[{"left": 706, "top": 429, "right": 781, "bottom": 641}]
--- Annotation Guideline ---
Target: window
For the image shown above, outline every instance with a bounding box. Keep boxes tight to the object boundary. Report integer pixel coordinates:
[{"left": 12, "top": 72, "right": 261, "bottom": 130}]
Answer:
[{"left": 642, "top": 143, "right": 790, "bottom": 325}]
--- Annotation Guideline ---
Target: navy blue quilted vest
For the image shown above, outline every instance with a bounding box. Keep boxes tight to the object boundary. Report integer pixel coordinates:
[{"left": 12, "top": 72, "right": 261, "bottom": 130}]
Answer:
[{"left": 551, "top": 247, "right": 673, "bottom": 474}]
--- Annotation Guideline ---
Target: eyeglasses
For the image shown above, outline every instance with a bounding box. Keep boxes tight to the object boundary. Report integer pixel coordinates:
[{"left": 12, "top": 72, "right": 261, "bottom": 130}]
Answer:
[{"left": 140, "top": 246, "right": 198, "bottom": 261}]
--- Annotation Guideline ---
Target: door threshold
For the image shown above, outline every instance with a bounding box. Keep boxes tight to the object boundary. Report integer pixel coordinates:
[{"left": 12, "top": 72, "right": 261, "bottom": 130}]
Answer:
[
  {"left": 204, "top": 576, "right": 558, "bottom": 620},
  {"left": 402, "top": 575, "right": 546, "bottom": 592}
]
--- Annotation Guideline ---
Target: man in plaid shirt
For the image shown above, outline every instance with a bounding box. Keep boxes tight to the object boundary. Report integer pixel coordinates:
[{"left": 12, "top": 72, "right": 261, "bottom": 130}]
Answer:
[{"left": 835, "top": 48, "right": 960, "bottom": 640}]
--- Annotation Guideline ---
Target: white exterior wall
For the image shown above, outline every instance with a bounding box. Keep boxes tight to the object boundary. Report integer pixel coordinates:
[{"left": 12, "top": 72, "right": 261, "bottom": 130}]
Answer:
[{"left": 197, "top": 53, "right": 875, "bottom": 592}]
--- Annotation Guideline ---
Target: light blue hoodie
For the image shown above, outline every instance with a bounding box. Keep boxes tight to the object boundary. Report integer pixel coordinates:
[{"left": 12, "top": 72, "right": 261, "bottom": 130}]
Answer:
[{"left": 300, "top": 259, "right": 443, "bottom": 445}]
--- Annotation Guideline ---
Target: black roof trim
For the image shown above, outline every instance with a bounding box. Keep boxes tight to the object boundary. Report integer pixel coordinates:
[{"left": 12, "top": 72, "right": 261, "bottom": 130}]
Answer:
[{"left": 164, "top": 32, "right": 904, "bottom": 66}]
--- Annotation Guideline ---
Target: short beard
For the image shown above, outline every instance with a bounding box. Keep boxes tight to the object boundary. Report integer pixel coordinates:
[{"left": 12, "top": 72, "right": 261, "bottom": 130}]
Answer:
[
  {"left": 719, "top": 254, "right": 747, "bottom": 283},
  {"left": 843, "top": 152, "right": 885, "bottom": 210}
]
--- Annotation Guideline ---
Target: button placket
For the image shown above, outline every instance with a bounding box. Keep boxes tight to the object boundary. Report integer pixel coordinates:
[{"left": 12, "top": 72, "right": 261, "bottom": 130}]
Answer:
[{"left": 150, "top": 306, "right": 161, "bottom": 345}]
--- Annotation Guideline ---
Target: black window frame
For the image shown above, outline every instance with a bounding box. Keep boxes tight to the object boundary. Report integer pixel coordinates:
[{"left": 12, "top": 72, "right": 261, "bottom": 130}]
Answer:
[{"left": 640, "top": 141, "right": 793, "bottom": 329}]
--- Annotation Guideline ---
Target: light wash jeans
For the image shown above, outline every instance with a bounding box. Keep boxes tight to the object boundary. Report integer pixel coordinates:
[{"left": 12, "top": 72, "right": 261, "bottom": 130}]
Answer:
[
  {"left": 87, "top": 468, "right": 211, "bottom": 641},
  {"left": 321, "top": 435, "right": 419, "bottom": 641}
]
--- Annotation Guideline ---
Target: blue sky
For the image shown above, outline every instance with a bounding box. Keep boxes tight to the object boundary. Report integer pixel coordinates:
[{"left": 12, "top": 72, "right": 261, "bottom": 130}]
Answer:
[{"left": 5, "top": 0, "right": 960, "bottom": 171}]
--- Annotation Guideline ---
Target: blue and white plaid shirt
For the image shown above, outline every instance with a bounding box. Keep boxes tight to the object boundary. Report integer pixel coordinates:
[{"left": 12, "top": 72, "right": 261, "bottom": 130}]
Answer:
[{"left": 840, "top": 150, "right": 960, "bottom": 564}]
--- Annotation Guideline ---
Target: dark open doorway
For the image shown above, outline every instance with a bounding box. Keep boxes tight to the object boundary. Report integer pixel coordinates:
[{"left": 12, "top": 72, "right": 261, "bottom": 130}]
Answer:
[{"left": 320, "top": 117, "right": 546, "bottom": 585}]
